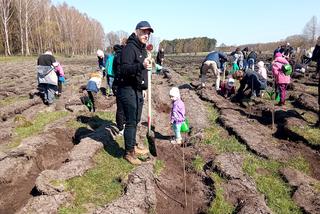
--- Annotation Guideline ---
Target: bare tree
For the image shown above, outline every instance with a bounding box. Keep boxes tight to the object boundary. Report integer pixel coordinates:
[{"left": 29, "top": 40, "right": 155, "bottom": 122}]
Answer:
[
  {"left": 303, "top": 16, "right": 318, "bottom": 44},
  {"left": 0, "top": 0, "right": 14, "bottom": 56},
  {"left": 105, "top": 31, "right": 119, "bottom": 48}
]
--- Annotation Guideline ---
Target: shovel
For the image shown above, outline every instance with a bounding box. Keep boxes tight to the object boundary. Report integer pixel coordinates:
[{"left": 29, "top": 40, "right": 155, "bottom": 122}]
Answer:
[{"left": 146, "top": 44, "right": 157, "bottom": 156}]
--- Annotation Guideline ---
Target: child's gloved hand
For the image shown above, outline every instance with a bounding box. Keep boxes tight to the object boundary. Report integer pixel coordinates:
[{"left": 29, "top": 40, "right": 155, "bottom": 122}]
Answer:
[{"left": 58, "top": 76, "right": 65, "bottom": 83}]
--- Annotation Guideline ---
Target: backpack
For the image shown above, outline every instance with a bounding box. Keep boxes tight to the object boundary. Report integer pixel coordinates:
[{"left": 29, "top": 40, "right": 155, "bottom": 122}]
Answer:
[
  {"left": 112, "top": 45, "right": 124, "bottom": 92},
  {"left": 282, "top": 63, "right": 292, "bottom": 76}
]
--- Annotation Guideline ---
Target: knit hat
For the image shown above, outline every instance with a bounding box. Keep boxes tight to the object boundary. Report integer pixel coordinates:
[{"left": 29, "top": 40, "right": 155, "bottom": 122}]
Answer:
[
  {"left": 97, "top": 49, "right": 104, "bottom": 57},
  {"left": 257, "top": 61, "right": 264, "bottom": 68},
  {"left": 227, "top": 78, "right": 235, "bottom": 87},
  {"left": 169, "top": 87, "right": 180, "bottom": 99},
  {"left": 275, "top": 52, "right": 282, "bottom": 58}
]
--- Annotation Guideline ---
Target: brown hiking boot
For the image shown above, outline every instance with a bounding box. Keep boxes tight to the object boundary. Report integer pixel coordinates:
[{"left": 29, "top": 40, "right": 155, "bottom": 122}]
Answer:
[
  {"left": 124, "top": 150, "right": 141, "bottom": 165},
  {"left": 135, "top": 144, "right": 149, "bottom": 155}
]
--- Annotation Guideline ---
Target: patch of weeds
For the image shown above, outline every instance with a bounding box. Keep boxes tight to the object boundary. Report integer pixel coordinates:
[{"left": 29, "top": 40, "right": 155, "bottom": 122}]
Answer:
[
  {"left": 192, "top": 155, "right": 205, "bottom": 173},
  {"left": 305, "top": 86, "right": 318, "bottom": 94},
  {"left": 50, "top": 179, "right": 64, "bottom": 188},
  {"left": 286, "top": 155, "right": 310, "bottom": 175},
  {"left": 154, "top": 159, "right": 165, "bottom": 176},
  {"left": 208, "top": 173, "right": 235, "bottom": 214},
  {"left": 313, "top": 182, "right": 320, "bottom": 192},
  {"left": 203, "top": 107, "right": 247, "bottom": 154},
  {"left": 67, "top": 119, "right": 87, "bottom": 129},
  {"left": 8, "top": 111, "right": 69, "bottom": 148},
  {"left": 243, "top": 155, "right": 302, "bottom": 214},
  {"left": 0, "top": 95, "right": 29, "bottom": 107},
  {"left": 59, "top": 150, "right": 134, "bottom": 214},
  {"left": 291, "top": 125, "right": 320, "bottom": 146}
]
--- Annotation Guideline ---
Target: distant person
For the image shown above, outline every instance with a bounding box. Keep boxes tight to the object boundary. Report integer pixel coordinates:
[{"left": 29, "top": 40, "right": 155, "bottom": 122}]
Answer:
[
  {"left": 233, "top": 69, "right": 267, "bottom": 99},
  {"left": 242, "top": 47, "right": 249, "bottom": 70},
  {"left": 200, "top": 51, "right": 228, "bottom": 90},
  {"left": 117, "top": 21, "right": 154, "bottom": 165},
  {"left": 272, "top": 52, "right": 291, "bottom": 106},
  {"left": 37, "top": 50, "right": 57, "bottom": 105},
  {"left": 112, "top": 42, "right": 127, "bottom": 136},
  {"left": 169, "top": 87, "right": 185, "bottom": 145},
  {"left": 257, "top": 61, "right": 267, "bottom": 81},
  {"left": 52, "top": 62, "right": 65, "bottom": 97},
  {"left": 105, "top": 47, "right": 115, "bottom": 96},
  {"left": 86, "top": 70, "right": 103, "bottom": 112},
  {"left": 310, "top": 36, "right": 320, "bottom": 125},
  {"left": 156, "top": 47, "right": 165, "bottom": 65},
  {"left": 220, "top": 76, "right": 236, "bottom": 98},
  {"left": 97, "top": 49, "right": 107, "bottom": 77},
  {"left": 247, "top": 49, "right": 257, "bottom": 71}
]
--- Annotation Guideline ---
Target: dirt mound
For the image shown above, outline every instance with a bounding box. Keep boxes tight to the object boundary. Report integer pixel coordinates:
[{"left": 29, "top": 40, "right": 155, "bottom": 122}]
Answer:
[
  {"left": 281, "top": 168, "right": 320, "bottom": 214},
  {"left": 0, "top": 127, "right": 74, "bottom": 213},
  {"left": 94, "top": 163, "right": 156, "bottom": 214},
  {"left": 213, "top": 153, "right": 272, "bottom": 213}
]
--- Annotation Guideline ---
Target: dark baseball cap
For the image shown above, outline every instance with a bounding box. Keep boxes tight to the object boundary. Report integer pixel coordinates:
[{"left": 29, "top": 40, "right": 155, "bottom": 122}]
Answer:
[{"left": 135, "top": 21, "right": 154, "bottom": 33}]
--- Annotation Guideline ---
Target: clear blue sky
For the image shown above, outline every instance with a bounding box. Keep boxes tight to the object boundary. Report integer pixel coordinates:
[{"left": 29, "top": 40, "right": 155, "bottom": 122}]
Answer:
[{"left": 52, "top": 0, "right": 320, "bottom": 46}]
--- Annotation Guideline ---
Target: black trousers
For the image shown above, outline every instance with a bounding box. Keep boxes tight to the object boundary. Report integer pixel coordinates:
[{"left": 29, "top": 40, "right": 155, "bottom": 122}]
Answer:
[{"left": 117, "top": 86, "right": 144, "bottom": 152}]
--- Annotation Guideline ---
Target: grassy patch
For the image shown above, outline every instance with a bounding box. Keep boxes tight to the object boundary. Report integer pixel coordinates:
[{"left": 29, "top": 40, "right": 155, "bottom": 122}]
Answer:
[
  {"left": 70, "top": 111, "right": 115, "bottom": 130},
  {"left": 0, "top": 95, "right": 29, "bottom": 107},
  {"left": 286, "top": 155, "right": 311, "bottom": 175},
  {"left": 292, "top": 125, "right": 320, "bottom": 146},
  {"left": 154, "top": 159, "right": 165, "bottom": 176},
  {"left": 59, "top": 149, "right": 134, "bottom": 214},
  {"left": 203, "top": 107, "right": 247, "bottom": 154},
  {"left": 0, "top": 55, "right": 36, "bottom": 62},
  {"left": 243, "top": 155, "right": 302, "bottom": 214},
  {"left": 7, "top": 111, "right": 69, "bottom": 148},
  {"left": 192, "top": 155, "right": 205, "bottom": 173},
  {"left": 208, "top": 173, "right": 235, "bottom": 214}
]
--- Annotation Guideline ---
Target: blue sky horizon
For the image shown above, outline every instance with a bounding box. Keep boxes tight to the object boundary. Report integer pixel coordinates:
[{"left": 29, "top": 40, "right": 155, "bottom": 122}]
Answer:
[{"left": 52, "top": 0, "right": 320, "bottom": 46}]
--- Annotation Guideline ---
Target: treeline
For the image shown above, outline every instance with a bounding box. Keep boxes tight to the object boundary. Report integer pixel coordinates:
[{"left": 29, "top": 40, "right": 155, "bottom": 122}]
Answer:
[
  {"left": 160, "top": 37, "right": 217, "bottom": 54},
  {"left": 0, "top": 0, "right": 105, "bottom": 56}
]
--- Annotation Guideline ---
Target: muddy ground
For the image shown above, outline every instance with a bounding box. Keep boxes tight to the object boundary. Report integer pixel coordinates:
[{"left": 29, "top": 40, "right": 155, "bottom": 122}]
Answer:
[{"left": 0, "top": 55, "right": 319, "bottom": 214}]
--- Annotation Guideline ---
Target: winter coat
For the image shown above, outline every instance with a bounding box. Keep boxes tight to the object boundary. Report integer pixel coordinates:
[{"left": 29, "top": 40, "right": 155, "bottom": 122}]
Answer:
[
  {"left": 106, "top": 54, "right": 115, "bottom": 76},
  {"left": 272, "top": 56, "right": 290, "bottom": 84},
  {"left": 311, "top": 44, "right": 320, "bottom": 65},
  {"left": 37, "top": 66, "right": 58, "bottom": 86},
  {"left": 120, "top": 33, "right": 148, "bottom": 91},
  {"left": 54, "top": 64, "right": 65, "bottom": 77},
  {"left": 170, "top": 98, "right": 185, "bottom": 124},
  {"left": 203, "top": 51, "right": 228, "bottom": 69}
]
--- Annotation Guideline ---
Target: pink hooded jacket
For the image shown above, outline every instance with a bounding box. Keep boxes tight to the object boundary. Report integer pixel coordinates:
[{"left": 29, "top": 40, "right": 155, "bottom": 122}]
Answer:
[
  {"left": 272, "top": 56, "right": 290, "bottom": 84},
  {"left": 53, "top": 62, "right": 65, "bottom": 77}
]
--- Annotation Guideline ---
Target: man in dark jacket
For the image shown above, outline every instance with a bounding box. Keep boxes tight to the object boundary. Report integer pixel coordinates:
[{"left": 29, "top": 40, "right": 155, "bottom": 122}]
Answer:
[
  {"left": 156, "top": 47, "right": 165, "bottom": 65},
  {"left": 117, "top": 21, "right": 153, "bottom": 165},
  {"left": 37, "top": 50, "right": 57, "bottom": 105},
  {"left": 311, "top": 36, "right": 320, "bottom": 126},
  {"left": 200, "top": 51, "right": 228, "bottom": 90}
]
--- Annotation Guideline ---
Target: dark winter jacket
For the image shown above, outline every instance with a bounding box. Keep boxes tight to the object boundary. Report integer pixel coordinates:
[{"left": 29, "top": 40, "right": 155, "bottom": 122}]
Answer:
[
  {"left": 247, "top": 51, "right": 257, "bottom": 61},
  {"left": 156, "top": 50, "right": 164, "bottom": 65},
  {"left": 203, "top": 51, "right": 228, "bottom": 69},
  {"left": 312, "top": 44, "right": 320, "bottom": 65},
  {"left": 119, "top": 33, "right": 148, "bottom": 91}
]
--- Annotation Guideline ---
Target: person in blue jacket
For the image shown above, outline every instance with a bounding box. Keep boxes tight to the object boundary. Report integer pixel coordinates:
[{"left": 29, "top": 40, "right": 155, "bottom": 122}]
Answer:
[{"left": 200, "top": 51, "right": 228, "bottom": 90}]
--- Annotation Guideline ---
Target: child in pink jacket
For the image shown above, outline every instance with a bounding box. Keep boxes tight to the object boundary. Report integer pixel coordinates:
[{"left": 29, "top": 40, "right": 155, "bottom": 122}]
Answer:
[
  {"left": 272, "top": 53, "right": 290, "bottom": 105},
  {"left": 53, "top": 62, "right": 65, "bottom": 96}
]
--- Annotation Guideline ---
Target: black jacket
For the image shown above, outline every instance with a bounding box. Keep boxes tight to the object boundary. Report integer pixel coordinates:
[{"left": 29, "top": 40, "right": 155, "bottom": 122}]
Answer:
[{"left": 120, "top": 33, "right": 148, "bottom": 91}]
